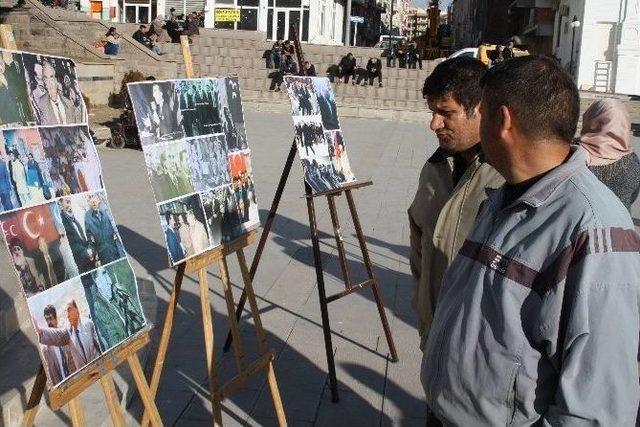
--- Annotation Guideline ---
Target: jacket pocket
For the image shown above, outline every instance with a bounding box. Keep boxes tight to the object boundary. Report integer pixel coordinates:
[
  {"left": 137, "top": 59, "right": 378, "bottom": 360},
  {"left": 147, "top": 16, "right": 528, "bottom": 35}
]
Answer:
[{"left": 506, "top": 362, "right": 521, "bottom": 426}]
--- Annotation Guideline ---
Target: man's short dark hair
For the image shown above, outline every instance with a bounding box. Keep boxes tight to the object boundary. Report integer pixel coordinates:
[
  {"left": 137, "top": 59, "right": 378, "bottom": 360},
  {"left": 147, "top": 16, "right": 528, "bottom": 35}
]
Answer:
[
  {"left": 480, "top": 55, "right": 579, "bottom": 143},
  {"left": 422, "top": 57, "right": 487, "bottom": 116},
  {"left": 44, "top": 305, "right": 56, "bottom": 318},
  {"left": 139, "top": 24, "right": 145, "bottom": 29}
]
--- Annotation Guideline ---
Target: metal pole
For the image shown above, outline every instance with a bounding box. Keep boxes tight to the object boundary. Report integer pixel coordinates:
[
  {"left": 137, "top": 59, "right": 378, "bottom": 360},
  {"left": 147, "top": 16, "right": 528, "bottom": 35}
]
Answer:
[
  {"left": 570, "top": 25, "right": 575, "bottom": 76},
  {"left": 353, "top": 21, "right": 358, "bottom": 46},
  {"left": 388, "top": 0, "right": 394, "bottom": 63},
  {"left": 345, "top": 0, "right": 352, "bottom": 45}
]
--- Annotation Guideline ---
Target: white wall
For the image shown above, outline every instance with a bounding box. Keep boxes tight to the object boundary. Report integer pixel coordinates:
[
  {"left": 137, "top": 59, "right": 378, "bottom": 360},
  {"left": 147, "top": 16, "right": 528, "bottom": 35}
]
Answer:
[{"left": 309, "top": 0, "right": 343, "bottom": 44}]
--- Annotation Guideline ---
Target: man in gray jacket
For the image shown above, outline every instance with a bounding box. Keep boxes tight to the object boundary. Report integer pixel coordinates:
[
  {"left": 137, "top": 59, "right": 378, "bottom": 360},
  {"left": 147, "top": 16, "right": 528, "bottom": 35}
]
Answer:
[{"left": 422, "top": 55, "right": 640, "bottom": 424}]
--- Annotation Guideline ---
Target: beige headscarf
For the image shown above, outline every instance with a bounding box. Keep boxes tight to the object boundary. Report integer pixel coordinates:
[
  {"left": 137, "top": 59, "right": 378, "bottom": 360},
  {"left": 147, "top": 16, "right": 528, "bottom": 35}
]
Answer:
[{"left": 580, "top": 98, "right": 632, "bottom": 166}]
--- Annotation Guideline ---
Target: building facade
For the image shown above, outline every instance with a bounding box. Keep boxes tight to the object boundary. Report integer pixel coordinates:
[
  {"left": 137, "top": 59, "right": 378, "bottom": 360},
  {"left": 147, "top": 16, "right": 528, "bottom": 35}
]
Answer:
[
  {"left": 405, "top": 6, "right": 428, "bottom": 38},
  {"left": 553, "top": 0, "right": 640, "bottom": 95}
]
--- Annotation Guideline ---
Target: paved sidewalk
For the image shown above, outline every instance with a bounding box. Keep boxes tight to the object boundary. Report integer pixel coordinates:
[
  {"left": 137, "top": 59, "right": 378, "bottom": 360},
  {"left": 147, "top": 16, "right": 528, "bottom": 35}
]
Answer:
[{"left": 6, "top": 109, "right": 640, "bottom": 426}]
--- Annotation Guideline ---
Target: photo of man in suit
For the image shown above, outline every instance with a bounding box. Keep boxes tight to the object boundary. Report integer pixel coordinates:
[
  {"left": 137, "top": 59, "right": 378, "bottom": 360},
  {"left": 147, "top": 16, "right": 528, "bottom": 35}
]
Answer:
[
  {"left": 145, "top": 142, "right": 194, "bottom": 202},
  {"left": 163, "top": 211, "right": 184, "bottom": 263},
  {"left": 128, "top": 81, "right": 184, "bottom": 145},
  {"left": 40, "top": 304, "right": 76, "bottom": 385},
  {"left": 33, "top": 61, "right": 76, "bottom": 126},
  {"left": 0, "top": 51, "right": 34, "bottom": 128},
  {"left": 312, "top": 78, "right": 340, "bottom": 130},
  {"left": 84, "top": 193, "right": 124, "bottom": 265},
  {"left": 58, "top": 197, "right": 96, "bottom": 273},
  {"left": 0, "top": 149, "right": 14, "bottom": 212},
  {"left": 36, "top": 299, "right": 102, "bottom": 370}
]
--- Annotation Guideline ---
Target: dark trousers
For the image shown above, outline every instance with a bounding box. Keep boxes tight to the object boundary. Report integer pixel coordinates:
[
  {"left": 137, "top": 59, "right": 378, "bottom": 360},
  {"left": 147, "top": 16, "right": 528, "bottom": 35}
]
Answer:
[
  {"left": 0, "top": 191, "right": 12, "bottom": 211},
  {"left": 386, "top": 56, "right": 396, "bottom": 67},
  {"left": 368, "top": 71, "right": 382, "bottom": 85},
  {"left": 269, "top": 71, "right": 283, "bottom": 90},
  {"left": 341, "top": 69, "right": 355, "bottom": 83}
]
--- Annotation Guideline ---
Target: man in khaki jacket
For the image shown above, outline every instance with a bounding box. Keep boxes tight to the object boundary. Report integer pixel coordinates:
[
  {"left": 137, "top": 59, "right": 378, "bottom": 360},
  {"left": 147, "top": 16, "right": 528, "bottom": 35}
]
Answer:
[{"left": 409, "top": 57, "right": 503, "bottom": 352}]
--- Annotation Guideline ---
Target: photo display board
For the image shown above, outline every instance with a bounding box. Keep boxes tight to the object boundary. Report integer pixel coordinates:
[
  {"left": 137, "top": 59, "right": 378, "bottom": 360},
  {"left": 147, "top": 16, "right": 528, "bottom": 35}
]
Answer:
[
  {"left": 283, "top": 76, "right": 356, "bottom": 193},
  {"left": 128, "top": 77, "right": 259, "bottom": 266},
  {"left": 0, "top": 49, "right": 146, "bottom": 390}
]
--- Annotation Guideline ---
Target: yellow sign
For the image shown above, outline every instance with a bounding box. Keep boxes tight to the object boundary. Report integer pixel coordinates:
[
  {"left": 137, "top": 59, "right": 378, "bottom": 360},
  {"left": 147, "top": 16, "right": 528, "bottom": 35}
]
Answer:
[{"left": 215, "top": 8, "right": 240, "bottom": 22}]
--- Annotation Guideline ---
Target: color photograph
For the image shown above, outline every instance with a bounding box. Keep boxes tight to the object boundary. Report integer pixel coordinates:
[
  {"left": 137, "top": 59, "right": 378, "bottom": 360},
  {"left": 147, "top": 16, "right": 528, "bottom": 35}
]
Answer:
[
  {"left": 158, "top": 193, "right": 210, "bottom": 264},
  {"left": 228, "top": 151, "right": 258, "bottom": 227},
  {"left": 81, "top": 258, "right": 146, "bottom": 351},
  {"left": 312, "top": 77, "right": 340, "bottom": 130},
  {"left": 177, "top": 79, "right": 222, "bottom": 137},
  {"left": 218, "top": 77, "right": 248, "bottom": 152},
  {"left": 326, "top": 131, "right": 356, "bottom": 183},
  {"left": 144, "top": 141, "right": 194, "bottom": 202},
  {"left": 203, "top": 184, "right": 243, "bottom": 244},
  {"left": 40, "top": 125, "right": 103, "bottom": 198},
  {"left": 293, "top": 115, "right": 329, "bottom": 159},
  {"left": 56, "top": 191, "right": 125, "bottom": 274},
  {"left": 28, "top": 278, "right": 101, "bottom": 387},
  {"left": 1, "top": 128, "right": 52, "bottom": 212},
  {"left": 22, "top": 53, "right": 87, "bottom": 126},
  {"left": 1, "top": 202, "right": 78, "bottom": 296},
  {"left": 128, "top": 81, "right": 184, "bottom": 145},
  {"left": 283, "top": 76, "right": 321, "bottom": 116},
  {"left": 186, "top": 134, "right": 231, "bottom": 192},
  {"left": 0, "top": 51, "right": 35, "bottom": 128},
  {"left": 301, "top": 156, "right": 343, "bottom": 193}
]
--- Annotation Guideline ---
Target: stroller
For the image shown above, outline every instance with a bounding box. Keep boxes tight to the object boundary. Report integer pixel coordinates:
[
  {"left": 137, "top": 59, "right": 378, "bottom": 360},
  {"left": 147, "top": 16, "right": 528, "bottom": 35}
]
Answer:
[{"left": 108, "top": 97, "right": 141, "bottom": 149}]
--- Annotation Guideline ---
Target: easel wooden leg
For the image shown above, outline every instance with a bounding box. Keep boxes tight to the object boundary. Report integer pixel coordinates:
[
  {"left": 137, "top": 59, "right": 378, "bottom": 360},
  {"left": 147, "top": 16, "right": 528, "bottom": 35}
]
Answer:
[
  {"left": 224, "top": 139, "right": 298, "bottom": 353},
  {"left": 142, "top": 262, "right": 185, "bottom": 427},
  {"left": 218, "top": 257, "right": 246, "bottom": 372},
  {"left": 345, "top": 190, "right": 398, "bottom": 362},
  {"left": 128, "top": 354, "right": 163, "bottom": 427},
  {"left": 305, "top": 184, "right": 339, "bottom": 402},
  {"left": 100, "top": 373, "right": 125, "bottom": 427},
  {"left": 198, "top": 267, "right": 223, "bottom": 426},
  {"left": 237, "top": 249, "right": 287, "bottom": 426},
  {"left": 326, "top": 194, "right": 351, "bottom": 288},
  {"left": 22, "top": 365, "right": 46, "bottom": 427},
  {"left": 67, "top": 398, "right": 85, "bottom": 426}
]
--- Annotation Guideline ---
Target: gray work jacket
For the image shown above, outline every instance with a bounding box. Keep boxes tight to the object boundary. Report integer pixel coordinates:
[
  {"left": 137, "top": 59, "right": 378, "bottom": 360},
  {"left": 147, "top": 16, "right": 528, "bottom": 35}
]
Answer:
[{"left": 423, "top": 146, "right": 640, "bottom": 425}]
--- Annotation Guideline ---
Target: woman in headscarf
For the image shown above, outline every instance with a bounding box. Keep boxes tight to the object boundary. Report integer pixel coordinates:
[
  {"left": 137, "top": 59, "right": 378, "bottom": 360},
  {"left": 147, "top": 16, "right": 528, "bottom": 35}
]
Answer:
[
  {"left": 150, "top": 15, "right": 172, "bottom": 44},
  {"left": 580, "top": 98, "right": 640, "bottom": 210}
]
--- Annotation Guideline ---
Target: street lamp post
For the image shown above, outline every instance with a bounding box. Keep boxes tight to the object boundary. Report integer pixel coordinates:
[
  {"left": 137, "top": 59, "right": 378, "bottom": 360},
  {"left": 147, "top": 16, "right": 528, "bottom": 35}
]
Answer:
[{"left": 569, "top": 15, "right": 581, "bottom": 77}]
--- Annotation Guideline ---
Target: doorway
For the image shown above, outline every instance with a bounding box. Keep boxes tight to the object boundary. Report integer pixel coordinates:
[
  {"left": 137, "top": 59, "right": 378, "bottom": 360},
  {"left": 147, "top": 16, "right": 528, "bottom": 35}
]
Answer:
[{"left": 123, "top": 1, "right": 151, "bottom": 23}]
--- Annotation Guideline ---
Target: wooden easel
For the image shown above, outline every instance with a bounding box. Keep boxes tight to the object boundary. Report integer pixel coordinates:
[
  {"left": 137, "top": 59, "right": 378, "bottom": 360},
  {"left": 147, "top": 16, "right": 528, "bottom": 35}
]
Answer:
[
  {"left": 0, "top": 24, "right": 163, "bottom": 427},
  {"left": 223, "top": 26, "right": 398, "bottom": 402},
  {"left": 140, "top": 35, "right": 287, "bottom": 427}
]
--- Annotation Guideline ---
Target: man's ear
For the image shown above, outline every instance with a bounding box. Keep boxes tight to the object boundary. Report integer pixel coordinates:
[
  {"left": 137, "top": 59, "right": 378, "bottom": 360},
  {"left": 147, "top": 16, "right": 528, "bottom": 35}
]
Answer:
[{"left": 499, "top": 105, "right": 513, "bottom": 141}]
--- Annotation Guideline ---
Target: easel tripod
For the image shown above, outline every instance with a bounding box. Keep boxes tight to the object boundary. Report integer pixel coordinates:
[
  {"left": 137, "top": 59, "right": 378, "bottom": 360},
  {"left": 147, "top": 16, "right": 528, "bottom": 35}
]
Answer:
[{"left": 223, "top": 26, "right": 399, "bottom": 403}]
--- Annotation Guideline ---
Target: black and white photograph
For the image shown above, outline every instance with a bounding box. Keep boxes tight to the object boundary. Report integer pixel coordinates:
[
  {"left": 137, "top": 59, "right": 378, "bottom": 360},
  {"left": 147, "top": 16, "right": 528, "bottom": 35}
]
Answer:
[
  {"left": 202, "top": 185, "right": 243, "bottom": 245},
  {"left": 56, "top": 191, "right": 126, "bottom": 275},
  {"left": 144, "top": 141, "right": 194, "bottom": 202},
  {"left": 326, "top": 131, "right": 356, "bottom": 183},
  {"left": 293, "top": 116, "right": 329, "bottom": 159},
  {"left": 28, "top": 278, "right": 101, "bottom": 387},
  {"left": 312, "top": 77, "right": 340, "bottom": 130},
  {"left": 128, "top": 81, "right": 184, "bottom": 145},
  {"left": 1, "top": 202, "right": 78, "bottom": 296},
  {"left": 301, "top": 156, "right": 343, "bottom": 193},
  {"left": 186, "top": 135, "right": 231, "bottom": 192},
  {"left": 218, "top": 77, "right": 248, "bottom": 151},
  {"left": 177, "top": 79, "right": 222, "bottom": 137},
  {"left": 40, "top": 126, "right": 103, "bottom": 198},
  {"left": 81, "top": 259, "right": 145, "bottom": 351},
  {"left": 0, "top": 51, "right": 35, "bottom": 128},
  {"left": 283, "top": 76, "right": 321, "bottom": 116},
  {"left": 22, "top": 53, "right": 87, "bottom": 126},
  {"left": 158, "top": 194, "right": 210, "bottom": 264}
]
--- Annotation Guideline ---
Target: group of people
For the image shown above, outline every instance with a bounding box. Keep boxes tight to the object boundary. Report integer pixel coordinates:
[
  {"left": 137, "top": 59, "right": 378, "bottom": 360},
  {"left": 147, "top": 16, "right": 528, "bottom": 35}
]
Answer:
[
  {"left": 288, "top": 79, "right": 320, "bottom": 115},
  {"left": 232, "top": 171, "right": 255, "bottom": 224},
  {"left": 294, "top": 120, "right": 325, "bottom": 157},
  {"left": 386, "top": 39, "right": 422, "bottom": 69},
  {"left": 163, "top": 197, "right": 209, "bottom": 262},
  {"left": 410, "top": 55, "right": 640, "bottom": 425},
  {"left": 301, "top": 158, "right": 341, "bottom": 192},
  {"left": 329, "top": 53, "right": 383, "bottom": 87}
]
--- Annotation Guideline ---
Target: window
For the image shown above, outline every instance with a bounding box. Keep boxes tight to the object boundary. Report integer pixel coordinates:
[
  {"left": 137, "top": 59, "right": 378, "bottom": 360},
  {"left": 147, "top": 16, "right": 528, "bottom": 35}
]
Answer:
[{"left": 239, "top": 8, "right": 258, "bottom": 30}]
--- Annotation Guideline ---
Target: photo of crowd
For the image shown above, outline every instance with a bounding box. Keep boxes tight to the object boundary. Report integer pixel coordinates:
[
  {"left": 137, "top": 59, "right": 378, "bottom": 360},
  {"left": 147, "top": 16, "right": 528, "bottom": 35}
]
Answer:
[
  {"left": 0, "top": 49, "right": 146, "bottom": 391},
  {"left": 177, "top": 79, "right": 222, "bottom": 137},
  {"left": 0, "top": 51, "right": 34, "bottom": 128},
  {"left": 158, "top": 194, "right": 210, "bottom": 264},
  {"left": 293, "top": 116, "right": 328, "bottom": 159},
  {"left": 218, "top": 77, "right": 248, "bottom": 152},
  {"left": 22, "top": 53, "right": 87, "bottom": 126},
  {"left": 283, "top": 77, "right": 320, "bottom": 116},
  {"left": 128, "top": 76, "right": 260, "bottom": 265},
  {"left": 145, "top": 141, "right": 194, "bottom": 202},
  {"left": 284, "top": 76, "right": 358, "bottom": 193},
  {"left": 128, "top": 81, "right": 184, "bottom": 145},
  {"left": 186, "top": 135, "right": 231, "bottom": 191},
  {"left": 202, "top": 185, "right": 243, "bottom": 244}
]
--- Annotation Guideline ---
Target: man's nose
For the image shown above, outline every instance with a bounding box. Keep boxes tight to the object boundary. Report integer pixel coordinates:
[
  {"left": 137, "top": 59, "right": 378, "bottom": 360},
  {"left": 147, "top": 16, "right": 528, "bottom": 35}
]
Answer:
[{"left": 430, "top": 113, "right": 444, "bottom": 132}]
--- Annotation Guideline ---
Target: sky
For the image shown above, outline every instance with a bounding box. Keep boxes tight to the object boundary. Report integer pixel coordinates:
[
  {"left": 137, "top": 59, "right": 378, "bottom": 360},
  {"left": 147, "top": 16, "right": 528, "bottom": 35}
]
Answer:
[{"left": 409, "top": 0, "right": 452, "bottom": 10}]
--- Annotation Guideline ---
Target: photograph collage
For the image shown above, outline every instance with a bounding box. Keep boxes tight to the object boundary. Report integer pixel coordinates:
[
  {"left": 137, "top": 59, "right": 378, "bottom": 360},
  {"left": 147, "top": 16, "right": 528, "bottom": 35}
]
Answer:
[
  {"left": 283, "top": 76, "right": 356, "bottom": 193},
  {"left": 0, "top": 48, "right": 146, "bottom": 389},
  {"left": 128, "top": 77, "right": 258, "bottom": 266}
]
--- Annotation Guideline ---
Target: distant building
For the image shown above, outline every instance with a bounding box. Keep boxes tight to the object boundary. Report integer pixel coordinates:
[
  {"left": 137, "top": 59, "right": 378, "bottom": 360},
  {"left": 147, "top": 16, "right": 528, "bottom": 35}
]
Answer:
[
  {"left": 553, "top": 0, "right": 640, "bottom": 95},
  {"left": 405, "top": 6, "right": 429, "bottom": 38},
  {"left": 507, "top": 0, "right": 555, "bottom": 55},
  {"left": 448, "top": 0, "right": 511, "bottom": 48},
  {"left": 349, "top": 0, "right": 385, "bottom": 46}
]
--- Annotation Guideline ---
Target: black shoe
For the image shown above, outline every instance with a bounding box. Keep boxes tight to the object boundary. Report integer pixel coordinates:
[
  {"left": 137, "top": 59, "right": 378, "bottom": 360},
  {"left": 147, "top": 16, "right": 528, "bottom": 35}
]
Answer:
[{"left": 379, "top": 83, "right": 383, "bottom": 87}]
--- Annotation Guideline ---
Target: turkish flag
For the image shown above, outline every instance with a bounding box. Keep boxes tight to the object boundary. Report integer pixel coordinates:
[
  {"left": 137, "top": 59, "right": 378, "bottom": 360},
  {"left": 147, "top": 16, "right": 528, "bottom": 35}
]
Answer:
[{"left": 1, "top": 204, "right": 59, "bottom": 251}]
